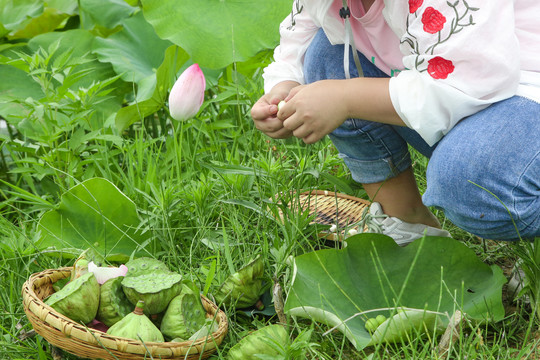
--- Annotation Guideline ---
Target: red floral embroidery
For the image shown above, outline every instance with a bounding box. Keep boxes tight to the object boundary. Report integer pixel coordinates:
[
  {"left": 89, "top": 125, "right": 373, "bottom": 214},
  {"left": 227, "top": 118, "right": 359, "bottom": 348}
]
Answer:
[
  {"left": 421, "top": 7, "right": 446, "bottom": 34},
  {"left": 427, "top": 57, "right": 455, "bottom": 79},
  {"left": 409, "top": 0, "right": 424, "bottom": 13}
]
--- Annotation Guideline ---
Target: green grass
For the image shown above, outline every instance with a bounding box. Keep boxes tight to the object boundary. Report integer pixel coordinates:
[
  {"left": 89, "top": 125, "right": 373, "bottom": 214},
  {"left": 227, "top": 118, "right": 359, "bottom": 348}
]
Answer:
[{"left": 1, "top": 63, "right": 539, "bottom": 360}]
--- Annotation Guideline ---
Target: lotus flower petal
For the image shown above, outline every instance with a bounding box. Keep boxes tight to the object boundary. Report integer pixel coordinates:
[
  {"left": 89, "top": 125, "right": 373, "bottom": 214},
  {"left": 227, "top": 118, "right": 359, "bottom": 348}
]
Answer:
[
  {"left": 168, "top": 63, "right": 206, "bottom": 121},
  {"left": 88, "top": 262, "right": 128, "bottom": 285}
]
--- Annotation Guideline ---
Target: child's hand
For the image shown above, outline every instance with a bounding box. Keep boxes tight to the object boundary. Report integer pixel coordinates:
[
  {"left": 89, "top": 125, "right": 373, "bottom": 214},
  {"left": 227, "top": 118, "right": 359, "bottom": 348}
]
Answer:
[
  {"left": 250, "top": 81, "right": 300, "bottom": 139},
  {"left": 278, "top": 80, "right": 349, "bottom": 144}
]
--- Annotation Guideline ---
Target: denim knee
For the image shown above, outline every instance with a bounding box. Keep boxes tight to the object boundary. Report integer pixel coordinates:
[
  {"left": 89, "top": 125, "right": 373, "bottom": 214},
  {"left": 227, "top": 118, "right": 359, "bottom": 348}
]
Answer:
[
  {"left": 424, "top": 157, "right": 525, "bottom": 240},
  {"left": 423, "top": 97, "right": 540, "bottom": 240},
  {"left": 329, "top": 119, "right": 412, "bottom": 184}
]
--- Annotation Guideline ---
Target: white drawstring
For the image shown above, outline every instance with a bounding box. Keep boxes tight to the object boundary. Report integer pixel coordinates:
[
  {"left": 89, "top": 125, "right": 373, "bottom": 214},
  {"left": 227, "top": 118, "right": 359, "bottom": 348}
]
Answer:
[
  {"left": 343, "top": 15, "right": 352, "bottom": 79},
  {"left": 340, "top": 0, "right": 363, "bottom": 79}
]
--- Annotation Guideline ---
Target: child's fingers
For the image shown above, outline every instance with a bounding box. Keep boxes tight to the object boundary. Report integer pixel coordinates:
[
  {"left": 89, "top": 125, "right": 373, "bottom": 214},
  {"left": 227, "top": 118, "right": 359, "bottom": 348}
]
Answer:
[
  {"left": 269, "top": 94, "right": 284, "bottom": 105},
  {"left": 282, "top": 113, "right": 302, "bottom": 131},
  {"left": 251, "top": 102, "right": 276, "bottom": 121},
  {"left": 277, "top": 101, "right": 293, "bottom": 121},
  {"left": 267, "top": 127, "right": 293, "bottom": 139},
  {"left": 300, "top": 132, "right": 321, "bottom": 144},
  {"left": 284, "top": 85, "right": 304, "bottom": 102},
  {"left": 254, "top": 117, "right": 285, "bottom": 133}
]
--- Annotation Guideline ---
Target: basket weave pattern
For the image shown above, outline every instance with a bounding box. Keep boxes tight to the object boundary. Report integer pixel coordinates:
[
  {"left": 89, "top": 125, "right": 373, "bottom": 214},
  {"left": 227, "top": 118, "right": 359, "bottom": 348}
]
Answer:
[
  {"left": 287, "top": 191, "right": 371, "bottom": 240},
  {"left": 22, "top": 267, "right": 228, "bottom": 360},
  {"left": 299, "top": 191, "right": 370, "bottom": 227}
]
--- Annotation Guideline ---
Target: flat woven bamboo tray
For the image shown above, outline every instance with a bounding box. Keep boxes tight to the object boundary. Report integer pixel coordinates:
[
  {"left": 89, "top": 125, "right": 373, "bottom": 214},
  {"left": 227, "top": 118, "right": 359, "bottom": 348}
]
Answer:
[
  {"left": 281, "top": 190, "right": 371, "bottom": 241},
  {"left": 22, "top": 267, "right": 228, "bottom": 360}
]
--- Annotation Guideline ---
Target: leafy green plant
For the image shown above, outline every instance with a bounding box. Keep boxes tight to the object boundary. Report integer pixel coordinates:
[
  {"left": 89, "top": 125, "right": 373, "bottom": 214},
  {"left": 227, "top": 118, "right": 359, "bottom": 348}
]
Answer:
[{"left": 0, "top": 39, "right": 124, "bottom": 198}]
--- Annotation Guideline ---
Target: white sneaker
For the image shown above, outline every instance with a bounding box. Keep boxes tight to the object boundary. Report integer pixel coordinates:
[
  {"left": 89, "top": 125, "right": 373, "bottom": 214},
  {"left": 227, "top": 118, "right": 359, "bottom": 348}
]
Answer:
[{"left": 361, "top": 202, "right": 452, "bottom": 246}]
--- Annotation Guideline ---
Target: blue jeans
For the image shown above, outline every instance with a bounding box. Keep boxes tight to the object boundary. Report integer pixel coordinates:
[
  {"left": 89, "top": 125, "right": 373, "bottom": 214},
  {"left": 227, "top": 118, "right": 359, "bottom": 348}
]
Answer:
[{"left": 304, "top": 29, "right": 540, "bottom": 241}]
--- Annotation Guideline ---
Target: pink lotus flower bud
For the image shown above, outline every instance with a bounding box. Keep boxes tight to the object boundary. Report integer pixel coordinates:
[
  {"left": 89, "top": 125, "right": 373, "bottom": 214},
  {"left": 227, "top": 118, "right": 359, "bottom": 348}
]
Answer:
[
  {"left": 168, "top": 63, "right": 206, "bottom": 121},
  {"left": 88, "top": 261, "right": 128, "bottom": 285}
]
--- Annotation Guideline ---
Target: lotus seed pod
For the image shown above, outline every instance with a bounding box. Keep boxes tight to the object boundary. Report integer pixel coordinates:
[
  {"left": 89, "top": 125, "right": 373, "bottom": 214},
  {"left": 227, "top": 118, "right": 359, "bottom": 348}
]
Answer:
[
  {"left": 369, "top": 309, "right": 445, "bottom": 345},
  {"left": 375, "top": 314, "right": 387, "bottom": 326},
  {"left": 121, "top": 272, "right": 182, "bottom": 314},
  {"left": 160, "top": 284, "right": 207, "bottom": 340},
  {"left": 106, "top": 300, "right": 164, "bottom": 342},
  {"left": 124, "top": 257, "right": 170, "bottom": 277},
  {"left": 45, "top": 272, "right": 99, "bottom": 324},
  {"left": 364, "top": 318, "right": 379, "bottom": 333},
  {"left": 227, "top": 324, "right": 288, "bottom": 360},
  {"left": 71, "top": 258, "right": 89, "bottom": 281},
  {"left": 52, "top": 278, "right": 69, "bottom": 293},
  {"left": 97, "top": 276, "right": 133, "bottom": 327},
  {"left": 215, "top": 256, "right": 265, "bottom": 309},
  {"left": 70, "top": 248, "right": 104, "bottom": 281},
  {"left": 188, "top": 319, "right": 219, "bottom": 341}
]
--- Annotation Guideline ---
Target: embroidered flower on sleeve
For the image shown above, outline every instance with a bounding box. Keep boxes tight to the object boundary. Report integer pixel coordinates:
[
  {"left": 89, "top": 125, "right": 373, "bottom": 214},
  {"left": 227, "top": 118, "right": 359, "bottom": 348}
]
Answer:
[
  {"left": 408, "top": 0, "right": 424, "bottom": 14},
  {"left": 421, "top": 7, "right": 446, "bottom": 34},
  {"left": 427, "top": 57, "right": 455, "bottom": 79},
  {"left": 287, "top": 0, "right": 304, "bottom": 30},
  {"left": 402, "top": 0, "right": 478, "bottom": 80}
]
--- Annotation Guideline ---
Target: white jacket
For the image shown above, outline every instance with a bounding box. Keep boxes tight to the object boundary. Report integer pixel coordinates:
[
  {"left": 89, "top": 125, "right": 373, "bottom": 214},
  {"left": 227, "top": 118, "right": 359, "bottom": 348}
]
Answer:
[{"left": 263, "top": 0, "right": 540, "bottom": 145}]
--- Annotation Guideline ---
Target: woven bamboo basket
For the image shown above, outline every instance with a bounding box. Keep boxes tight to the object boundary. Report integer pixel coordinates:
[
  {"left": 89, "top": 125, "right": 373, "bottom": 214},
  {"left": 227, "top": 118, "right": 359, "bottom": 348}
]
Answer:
[
  {"left": 279, "top": 190, "right": 371, "bottom": 241},
  {"left": 22, "top": 267, "right": 228, "bottom": 360}
]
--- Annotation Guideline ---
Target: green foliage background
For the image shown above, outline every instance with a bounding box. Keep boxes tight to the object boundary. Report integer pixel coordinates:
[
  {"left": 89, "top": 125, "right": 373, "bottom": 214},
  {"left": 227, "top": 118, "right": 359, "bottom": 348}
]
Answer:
[{"left": 0, "top": 1, "right": 538, "bottom": 359}]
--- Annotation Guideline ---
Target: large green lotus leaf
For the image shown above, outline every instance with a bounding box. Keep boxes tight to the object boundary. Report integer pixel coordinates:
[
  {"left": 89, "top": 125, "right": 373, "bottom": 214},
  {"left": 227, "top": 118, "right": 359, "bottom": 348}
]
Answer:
[
  {"left": 93, "top": 11, "right": 172, "bottom": 86},
  {"left": 0, "top": 64, "right": 44, "bottom": 121},
  {"left": 9, "top": 8, "right": 70, "bottom": 40},
  {"left": 8, "top": 0, "right": 78, "bottom": 40},
  {"left": 47, "top": 0, "right": 79, "bottom": 15},
  {"left": 37, "top": 178, "right": 151, "bottom": 261},
  {"left": 140, "top": 0, "right": 291, "bottom": 69},
  {"left": 0, "top": 0, "right": 43, "bottom": 37},
  {"left": 79, "top": 0, "right": 137, "bottom": 31},
  {"left": 285, "top": 234, "right": 506, "bottom": 350}
]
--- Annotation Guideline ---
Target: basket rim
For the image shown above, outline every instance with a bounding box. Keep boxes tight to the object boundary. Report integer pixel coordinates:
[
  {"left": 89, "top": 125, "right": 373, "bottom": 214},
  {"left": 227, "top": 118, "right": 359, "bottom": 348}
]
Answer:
[
  {"left": 21, "top": 267, "right": 228, "bottom": 359},
  {"left": 299, "top": 190, "right": 371, "bottom": 204},
  {"left": 293, "top": 190, "right": 372, "bottom": 241}
]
